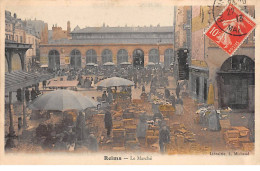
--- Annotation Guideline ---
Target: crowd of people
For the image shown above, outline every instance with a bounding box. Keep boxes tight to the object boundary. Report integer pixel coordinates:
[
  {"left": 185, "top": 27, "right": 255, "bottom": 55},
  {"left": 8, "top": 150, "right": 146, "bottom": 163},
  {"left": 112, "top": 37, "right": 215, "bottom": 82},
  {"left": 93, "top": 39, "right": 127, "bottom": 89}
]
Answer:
[{"left": 19, "top": 63, "right": 186, "bottom": 153}]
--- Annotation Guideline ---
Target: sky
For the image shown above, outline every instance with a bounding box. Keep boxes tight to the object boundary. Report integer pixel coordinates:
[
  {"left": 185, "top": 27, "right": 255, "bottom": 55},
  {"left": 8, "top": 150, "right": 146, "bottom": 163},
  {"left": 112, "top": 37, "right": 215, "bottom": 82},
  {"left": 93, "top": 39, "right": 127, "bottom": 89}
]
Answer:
[{"left": 5, "top": 0, "right": 175, "bottom": 30}]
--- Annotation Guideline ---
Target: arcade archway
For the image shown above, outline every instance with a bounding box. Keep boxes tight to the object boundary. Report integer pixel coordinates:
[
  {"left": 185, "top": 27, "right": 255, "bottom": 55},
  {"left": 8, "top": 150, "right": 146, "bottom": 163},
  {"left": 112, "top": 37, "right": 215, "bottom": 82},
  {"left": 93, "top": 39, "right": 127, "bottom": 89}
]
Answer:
[
  {"left": 70, "top": 49, "right": 82, "bottom": 68},
  {"left": 102, "top": 49, "right": 113, "bottom": 64},
  {"left": 11, "top": 53, "right": 22, "bottom": 71},
  {"left": 117, "top": 49, "right": 128, "bottom": 65},
  {"left": 218, "top": 55, "right": 255, "bottom": 110},
  {"left": 164, "top": 48, "right": 174, "bottom": 68},
  {"left": 48, "top": 50, "right": 60, "bottom": 69},
  {"left": 133, "top": 49, "right": 144, "bottom": 68},
  {"left": 86, "top": 49, "right": 97, "bottom": 64},
  {"left": 149, "top": 49, "right": 159, "bottom": 64}
]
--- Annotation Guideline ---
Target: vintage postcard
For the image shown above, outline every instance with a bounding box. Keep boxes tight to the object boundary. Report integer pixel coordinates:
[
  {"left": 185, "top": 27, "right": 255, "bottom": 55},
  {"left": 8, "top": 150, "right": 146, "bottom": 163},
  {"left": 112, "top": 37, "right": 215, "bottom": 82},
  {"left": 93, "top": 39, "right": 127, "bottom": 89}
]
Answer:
[{"left": 0, "top": 0, "right": 259, "bottom": 165}]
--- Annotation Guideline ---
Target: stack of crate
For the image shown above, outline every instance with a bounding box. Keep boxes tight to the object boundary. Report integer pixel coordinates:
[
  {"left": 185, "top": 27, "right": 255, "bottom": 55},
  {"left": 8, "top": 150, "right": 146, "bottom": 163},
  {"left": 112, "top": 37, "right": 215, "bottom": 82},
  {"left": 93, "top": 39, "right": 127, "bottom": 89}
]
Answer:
[
  {"left": 224, "top": 129, "right": 241, "bottom": 149},
  {"left": 124, "top": 119, "right": 138, "bottom": 150},
  {"left": 89, "top": 113, "right": 104, "bottom": 135},
  {"left": 159, "top": 104, "right": 175, "bottom": 119},
  {"left": 112, "top": 128, "right": 125, "bottom": 150},
  {"left": 188, "top": 143, "right": 211, "bottom": 154},
  {"left": 232, "top": 127, "right": 250, "bottom": 142},
  {"left": 241, "top": 142, "right": 254, "bottom": 151},
  {"left": 220, "top": 119, "right": 231, "bottom": 135},
  {"left": 140, "top": 92, "right": 148, "bottom": 102},
  {"left": 113, "top": 120, "right": 123, "bottom": 129},
  {"left": 123, "top": 109, "right": 135, "bottom": 119},
  {"left": 224, "top": 126, "right": 250, "bottom": 149},
  {"left": 145, "top": 127, "right": 159, "bottom": 147}
]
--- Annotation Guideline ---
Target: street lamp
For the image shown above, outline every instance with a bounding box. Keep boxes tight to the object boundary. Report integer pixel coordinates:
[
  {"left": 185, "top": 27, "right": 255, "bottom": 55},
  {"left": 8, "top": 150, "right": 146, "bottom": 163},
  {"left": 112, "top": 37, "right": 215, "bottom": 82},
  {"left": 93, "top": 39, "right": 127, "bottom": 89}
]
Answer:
[{"left": 157, "top": 39, "right": 162, "bottom": 65}]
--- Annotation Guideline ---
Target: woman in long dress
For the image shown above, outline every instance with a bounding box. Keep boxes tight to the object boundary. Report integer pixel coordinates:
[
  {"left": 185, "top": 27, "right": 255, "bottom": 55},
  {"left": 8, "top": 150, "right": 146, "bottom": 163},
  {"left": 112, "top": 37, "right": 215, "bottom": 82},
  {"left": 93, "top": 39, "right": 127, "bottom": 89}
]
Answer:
[{"left": 208, "top": 106, "right": 221, "bottom": 131}]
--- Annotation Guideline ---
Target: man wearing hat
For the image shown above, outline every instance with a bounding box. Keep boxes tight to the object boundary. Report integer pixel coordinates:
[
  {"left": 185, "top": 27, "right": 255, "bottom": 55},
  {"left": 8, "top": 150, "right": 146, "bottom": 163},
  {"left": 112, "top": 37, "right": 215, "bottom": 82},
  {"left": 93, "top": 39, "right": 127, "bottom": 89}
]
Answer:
[
  {"left": 159, "top": 123, "right": 170, "bottom": 153},
  {"left": 104, "top": 107, "right": 113, "bottom": 137}
]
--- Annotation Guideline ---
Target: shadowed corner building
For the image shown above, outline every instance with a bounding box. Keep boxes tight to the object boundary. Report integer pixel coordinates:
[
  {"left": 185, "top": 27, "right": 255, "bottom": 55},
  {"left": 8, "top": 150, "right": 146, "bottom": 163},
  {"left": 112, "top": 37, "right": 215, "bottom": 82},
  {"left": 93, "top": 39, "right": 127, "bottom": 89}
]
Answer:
[{"left": 174, "top": 6, "right": 255, "bottom": 111}]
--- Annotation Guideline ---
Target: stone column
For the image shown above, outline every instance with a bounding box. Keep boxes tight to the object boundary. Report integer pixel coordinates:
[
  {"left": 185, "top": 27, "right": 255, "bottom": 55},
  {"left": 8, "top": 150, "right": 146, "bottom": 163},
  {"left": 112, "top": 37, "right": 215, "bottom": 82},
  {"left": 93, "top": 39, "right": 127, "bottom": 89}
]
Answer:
[
  {"left": 20, "top": 50, "right": 27, "bottom": 71},
  {"left": 8, "top": 91, "right": 15, "bottom": 136},
  {"left": 22, "top": 88, "right": 27, "bottom": 128}
]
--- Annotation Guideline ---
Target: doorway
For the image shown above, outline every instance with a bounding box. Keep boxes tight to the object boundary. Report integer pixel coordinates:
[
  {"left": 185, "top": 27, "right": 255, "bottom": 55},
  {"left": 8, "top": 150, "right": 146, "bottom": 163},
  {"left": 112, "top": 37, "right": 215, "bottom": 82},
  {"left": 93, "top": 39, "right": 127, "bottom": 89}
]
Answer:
[{"left": 133, "top": 49, "right": 144, "bottom": 68}]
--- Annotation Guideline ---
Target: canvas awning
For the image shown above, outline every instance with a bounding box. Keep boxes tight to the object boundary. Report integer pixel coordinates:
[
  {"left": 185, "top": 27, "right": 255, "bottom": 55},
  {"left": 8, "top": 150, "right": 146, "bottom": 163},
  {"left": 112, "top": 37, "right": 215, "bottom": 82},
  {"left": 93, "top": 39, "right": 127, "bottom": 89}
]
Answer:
[
  {"left": 5, "top": 71, "right": 54, "bottom": 92},
  {"left": 47, "top": 80, "right": 79, "bottom": 88}
]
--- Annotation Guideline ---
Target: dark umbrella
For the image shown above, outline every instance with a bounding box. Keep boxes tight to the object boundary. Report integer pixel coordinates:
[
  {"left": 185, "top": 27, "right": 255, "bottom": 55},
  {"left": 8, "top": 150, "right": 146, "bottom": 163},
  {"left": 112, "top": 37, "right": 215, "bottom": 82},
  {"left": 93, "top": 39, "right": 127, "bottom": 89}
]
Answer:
[{"left": 29, "top": 89, "right": 98, "bottom": 111}]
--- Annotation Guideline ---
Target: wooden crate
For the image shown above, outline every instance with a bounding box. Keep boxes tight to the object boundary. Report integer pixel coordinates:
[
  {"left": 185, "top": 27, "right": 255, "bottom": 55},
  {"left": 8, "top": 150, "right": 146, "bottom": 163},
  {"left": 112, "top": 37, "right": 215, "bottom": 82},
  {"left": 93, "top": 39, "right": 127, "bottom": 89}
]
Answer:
[
  {"left": 125, "top": 126, "right": 136, "bottom": 134},
  {"left": 125, "top": 133, "right": 136, "bottom": 141},
  {"left": 123, "top": 113, "right": 134, "bottom": 119},
  {"left": 146, "top": 136, "right": 158, "bottom": 146},
  {"left": 123, "top": 119, "right": 135, "bottom": 127},
  {"left": 161, "top": 111, "right": 174, "bottom": 118},
  {"left": 113, "top": 121, "right": 123, "bottom": 129},
  {"left": 112, "top": 147, "right": 125, "bottom": 151},
  {"left": 133, "top": 99, "right": 142, "bottom": 104},
  {"left": 232, "top": 126, "right": 250, "bottom": 138},
  {"left": 175, "top": 135, "right": 185, "bottom": 147},
  {"left": 112, "top": 129, "right": 125, "bottom": 137},
  {"left": 224, "top": 130, "right": 240, "bottom": 138},
  {"left": 242, "top": 142, "right": 254, "bottom": 151},
  {"left": 146, "top": 130, "right": 154, "bottom": 136},
  {"left": 154, "top": 130, "right": 159, "bottom": 136},
  {"left": 171, "top": 122, "right": 181, "bottom": 130},
  {"left": 226, "top": 139, "right": 241, "bottom": 149},
  {"left": 125, "top": 140, "right": 138, "bottom": 150}
]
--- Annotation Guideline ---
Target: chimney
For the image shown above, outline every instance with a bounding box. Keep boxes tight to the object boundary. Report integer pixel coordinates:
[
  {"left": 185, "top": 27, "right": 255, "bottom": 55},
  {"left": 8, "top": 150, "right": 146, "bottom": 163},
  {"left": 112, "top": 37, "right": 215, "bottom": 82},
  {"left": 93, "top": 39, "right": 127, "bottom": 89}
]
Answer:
[{"left": 67, "top": 21, "right": 71, "bottom": 36}]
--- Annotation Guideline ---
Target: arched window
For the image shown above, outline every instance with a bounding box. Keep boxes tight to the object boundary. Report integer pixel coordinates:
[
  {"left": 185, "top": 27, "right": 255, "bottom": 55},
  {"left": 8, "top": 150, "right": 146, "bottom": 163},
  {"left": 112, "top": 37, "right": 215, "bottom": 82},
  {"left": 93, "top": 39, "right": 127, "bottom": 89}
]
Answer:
[
  {"left": 86, "top": 49, "right": 97, "bottom": 64},
  {"left": 164, "top": 48, "right": 174, "bottom": 68},
  {"left": 149, "top": 49, "right": 159, "bottom": 64},
  {"left": 102, "top": 49, "right": 113, "bottom": 64},
  {"left": 70, "top": 49, "right": 81, "bottom": 68},
  {"left": 48, "top": 50, "right": 60, "bottom": 69},
  {"left": 11, "top": 53, "right": 22, "bottom": 71},
  {"left": 133, "top": 49, "right": 144, "bottom": 68},
  {"left": 220, "top": 55, "right": 255, "bottom": 72},
  {"left": 117, "top": 49, "right": 128, "bottom": 64}
]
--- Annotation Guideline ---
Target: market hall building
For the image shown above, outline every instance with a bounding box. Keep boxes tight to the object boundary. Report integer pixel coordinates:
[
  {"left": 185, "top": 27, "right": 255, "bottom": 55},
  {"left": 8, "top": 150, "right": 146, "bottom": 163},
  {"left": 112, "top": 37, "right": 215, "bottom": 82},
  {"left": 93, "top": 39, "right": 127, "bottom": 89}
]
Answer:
[{"left": 39, "top": 24, "right": 175, "bottom": 69}]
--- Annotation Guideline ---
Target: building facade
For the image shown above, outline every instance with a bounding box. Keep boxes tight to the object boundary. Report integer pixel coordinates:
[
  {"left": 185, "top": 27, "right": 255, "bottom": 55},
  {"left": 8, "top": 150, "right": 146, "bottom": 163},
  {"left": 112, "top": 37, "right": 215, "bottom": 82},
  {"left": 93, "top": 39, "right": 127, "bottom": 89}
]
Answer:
[
  {"left": 39, "top": 25, "right": 175, "bottom": 69},
  {"left": 173, "top": 6, "right": 192, "bottom": 81},
  {"left": 179, "top": 6, "right": 255, "bottom": 111},
  {"left": 5, "top": 11, "right": 41, "bottom": 72}
]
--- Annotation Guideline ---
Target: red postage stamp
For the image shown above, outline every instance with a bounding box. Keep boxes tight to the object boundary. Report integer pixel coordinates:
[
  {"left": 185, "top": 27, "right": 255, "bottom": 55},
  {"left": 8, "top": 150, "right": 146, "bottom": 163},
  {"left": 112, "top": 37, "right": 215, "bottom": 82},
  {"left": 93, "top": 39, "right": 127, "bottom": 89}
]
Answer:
[{"left": 205, "top": 3, "right": 256, "bottom": 56}]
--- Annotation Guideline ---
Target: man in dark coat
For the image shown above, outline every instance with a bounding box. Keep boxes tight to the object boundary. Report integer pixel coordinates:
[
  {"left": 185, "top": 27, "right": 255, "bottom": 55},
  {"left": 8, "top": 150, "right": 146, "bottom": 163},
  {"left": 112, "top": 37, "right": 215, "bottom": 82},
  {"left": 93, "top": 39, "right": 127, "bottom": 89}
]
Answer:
[
  {"left": 76, "top": 112, "right": 86, "bottom": 141},
  {"left": 159, "top": 125, "right": 170, "bottom": 153},
  {"left": 102, "top": 91, "right": 108, "bottom": 102},
  {"left": 142, "top": 85, "right": 145, "bottom": 93},
  {"left": 107, "top": 91, "right": 113, "bottom": 104},
  {"left": 104, "top": 108, "right": 113, "bottom": 137},
  {"left": 31, "top": 88, "right": 37, "bottom": 101},
  {"left": 164, "top": 88, "right": 170, "bottom": 99},
  {"left": 42, "top": 80, "right": 47, "bottom": 89},
  {"left": 176, "top": 82, "right": 180, "bottom": 98},
  {"left": 16, "top": 88, "right": 22, "bottom": 102},
  {"left": 169, "top": 94, "right": 176, "bottom": 109},
  {"left": 25, "top": 87, "right": 30, "bottom": 102}
]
